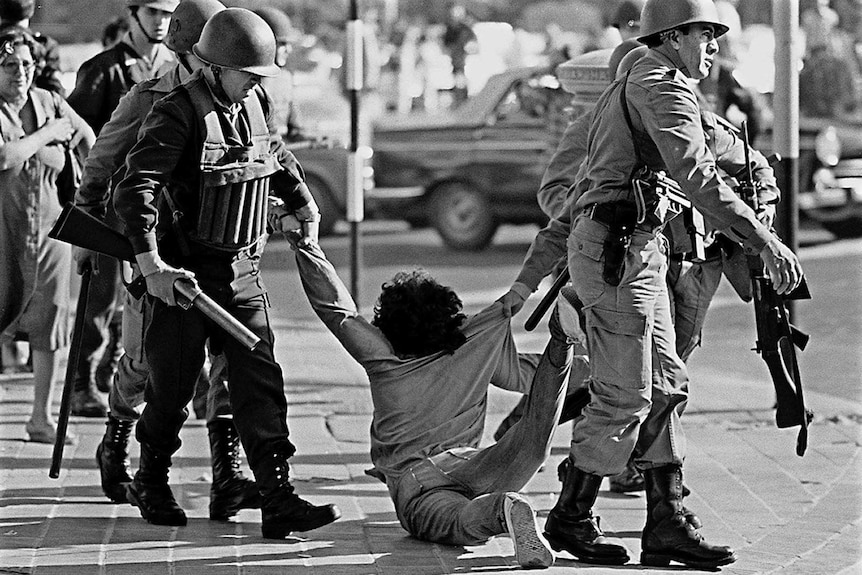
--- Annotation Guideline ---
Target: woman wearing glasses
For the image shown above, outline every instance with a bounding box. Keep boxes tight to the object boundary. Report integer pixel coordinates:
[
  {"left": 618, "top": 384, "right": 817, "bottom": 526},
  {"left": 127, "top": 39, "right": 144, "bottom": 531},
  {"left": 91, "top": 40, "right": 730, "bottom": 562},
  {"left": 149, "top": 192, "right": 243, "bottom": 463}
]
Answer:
[{"left": 0, "top": 27, "right": 94, "bottom": 443}]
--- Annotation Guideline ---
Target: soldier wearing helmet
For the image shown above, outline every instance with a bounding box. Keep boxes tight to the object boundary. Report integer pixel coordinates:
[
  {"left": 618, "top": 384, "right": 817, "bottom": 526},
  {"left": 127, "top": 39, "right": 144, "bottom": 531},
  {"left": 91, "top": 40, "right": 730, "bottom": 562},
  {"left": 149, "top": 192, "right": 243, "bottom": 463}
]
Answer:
[
  {"left": 611, "top": 0, "right": 645, "bottom": 41},
  {"left": 253, "top": 6, "right": 305, "bottom": 140},
  {"left": 64, "top": 0, "right": 178, "bottom": 421},
  {"left": 506, "top": 0, "right": 803, "bottom": 568},
  {"left": 113, "top": 7, "right": 339, "bottom": 539},
  {"left": 76, "top": 0, "right": 267, "bottom": 526}
]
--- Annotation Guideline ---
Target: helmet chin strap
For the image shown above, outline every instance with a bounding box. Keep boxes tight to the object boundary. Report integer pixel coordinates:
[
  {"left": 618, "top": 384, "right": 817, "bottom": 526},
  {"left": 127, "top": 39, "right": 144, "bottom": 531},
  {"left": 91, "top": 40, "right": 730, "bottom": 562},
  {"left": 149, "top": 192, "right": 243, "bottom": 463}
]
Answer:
[
  {"left": 132, "top": 10, "right": 164, "bottom": 45},
  {"left": 210, "top": 65, "right": 232, "bottom": 103}
]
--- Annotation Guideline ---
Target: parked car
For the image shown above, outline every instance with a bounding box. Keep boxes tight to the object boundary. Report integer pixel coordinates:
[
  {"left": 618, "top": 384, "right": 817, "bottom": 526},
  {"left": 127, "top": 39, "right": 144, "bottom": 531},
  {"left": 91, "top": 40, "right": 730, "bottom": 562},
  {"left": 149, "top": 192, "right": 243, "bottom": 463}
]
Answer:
[
  {"left": 796, "top": 116, "right": 862, "bottom": 239},
  {"left": 367, "top": 66, "right": 561, "bottom": 250}
]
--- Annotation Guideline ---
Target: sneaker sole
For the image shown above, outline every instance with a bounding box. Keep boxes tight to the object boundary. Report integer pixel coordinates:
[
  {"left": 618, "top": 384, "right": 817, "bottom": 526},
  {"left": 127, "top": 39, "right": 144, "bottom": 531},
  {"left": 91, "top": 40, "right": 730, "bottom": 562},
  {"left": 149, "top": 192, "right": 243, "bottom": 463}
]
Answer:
[{"left": 504, "top": 495, "right": 554, "bottom": 569}]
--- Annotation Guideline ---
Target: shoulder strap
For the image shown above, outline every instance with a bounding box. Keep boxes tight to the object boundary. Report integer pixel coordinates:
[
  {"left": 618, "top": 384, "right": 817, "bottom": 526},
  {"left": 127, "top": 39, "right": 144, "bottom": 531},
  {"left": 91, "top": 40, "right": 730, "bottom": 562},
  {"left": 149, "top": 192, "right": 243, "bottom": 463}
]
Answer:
[{"left": 619, "top": 71, "right": 644, "bottom": 167}]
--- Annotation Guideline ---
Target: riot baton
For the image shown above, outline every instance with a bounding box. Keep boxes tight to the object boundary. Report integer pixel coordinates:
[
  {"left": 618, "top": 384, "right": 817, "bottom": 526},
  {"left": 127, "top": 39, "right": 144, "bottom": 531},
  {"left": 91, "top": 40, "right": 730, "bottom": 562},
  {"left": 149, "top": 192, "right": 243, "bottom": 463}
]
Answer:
[{"left": 50, "top": 263, "right": 91, "bottom": 478}]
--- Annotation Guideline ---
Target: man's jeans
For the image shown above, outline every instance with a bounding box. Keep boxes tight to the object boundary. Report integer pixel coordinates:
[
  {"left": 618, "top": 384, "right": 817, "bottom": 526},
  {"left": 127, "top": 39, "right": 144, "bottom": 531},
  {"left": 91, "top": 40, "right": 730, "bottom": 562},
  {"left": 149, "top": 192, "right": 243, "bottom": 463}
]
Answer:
[{"left": 390, "top": 335, "right": 571, "bottom": 546}]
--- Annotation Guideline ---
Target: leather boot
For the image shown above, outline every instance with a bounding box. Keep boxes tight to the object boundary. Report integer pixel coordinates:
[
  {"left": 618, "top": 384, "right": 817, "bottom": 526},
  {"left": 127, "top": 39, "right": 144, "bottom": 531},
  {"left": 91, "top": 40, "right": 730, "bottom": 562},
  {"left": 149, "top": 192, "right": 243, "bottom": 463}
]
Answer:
[
  {"left": 126, "top": 443, "right": 187, "bottom": 526},
  {"left": 543, "top": 457, "right": 629, "bottom": 565},
  {"left": 207, "top": 420, "right": 262, "bottom": 520},
  {"left": 95, "top": 318, "right": 123, "bottom": 393},
  {"left": 258, "top": 452, "right": 341, "bottom": 539},
  {"left": 71, "top": 376, "right": 107, "bottom": 418},
  {"left": 640, "top": 465, "right": 735, "bottom": 568},
  {"left": 96, "top": 415, "right": 134, "bottom": 503}
]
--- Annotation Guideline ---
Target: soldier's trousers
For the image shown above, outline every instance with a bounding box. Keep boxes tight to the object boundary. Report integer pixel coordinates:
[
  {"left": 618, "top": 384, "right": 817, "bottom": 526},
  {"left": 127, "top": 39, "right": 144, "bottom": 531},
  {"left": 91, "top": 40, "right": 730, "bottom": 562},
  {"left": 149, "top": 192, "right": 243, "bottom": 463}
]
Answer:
[
  {"left": 567, "top": 215, "right": 688, "bottom": 476},
  {"left": 136, "top": 255, "right": 294, "bottom": 473},
  {"left": 108, "top": 284, "right": 232, "bottom": 423}
]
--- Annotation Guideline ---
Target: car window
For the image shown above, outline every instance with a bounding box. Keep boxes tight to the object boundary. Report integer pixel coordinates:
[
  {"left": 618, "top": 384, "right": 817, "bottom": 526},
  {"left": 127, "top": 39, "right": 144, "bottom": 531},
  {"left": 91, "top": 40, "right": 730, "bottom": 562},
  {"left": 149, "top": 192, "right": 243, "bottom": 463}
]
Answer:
[{"left": 492, "top": 75, "right": 559, "bottom": 126}]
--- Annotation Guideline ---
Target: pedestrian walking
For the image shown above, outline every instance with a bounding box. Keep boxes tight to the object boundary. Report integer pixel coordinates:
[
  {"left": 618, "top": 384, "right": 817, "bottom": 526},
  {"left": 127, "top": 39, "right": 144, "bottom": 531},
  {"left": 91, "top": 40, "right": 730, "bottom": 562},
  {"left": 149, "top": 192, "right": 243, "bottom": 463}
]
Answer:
[
  {"left": 112, "top": 7, "right": 339, "bottom": 537},
  {"left": 66, "top": 0, "right": 178, "bottom": 418},
  {"left": 506, "top": 0, "right": 804, "bottom": 568}
]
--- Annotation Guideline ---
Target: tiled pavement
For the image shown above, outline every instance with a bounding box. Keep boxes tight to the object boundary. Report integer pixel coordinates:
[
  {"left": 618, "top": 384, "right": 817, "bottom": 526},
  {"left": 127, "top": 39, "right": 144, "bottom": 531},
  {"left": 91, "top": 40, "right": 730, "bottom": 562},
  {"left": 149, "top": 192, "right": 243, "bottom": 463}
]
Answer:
[{"left": 2, "top": 310, "right": 861, "bottom": 574}]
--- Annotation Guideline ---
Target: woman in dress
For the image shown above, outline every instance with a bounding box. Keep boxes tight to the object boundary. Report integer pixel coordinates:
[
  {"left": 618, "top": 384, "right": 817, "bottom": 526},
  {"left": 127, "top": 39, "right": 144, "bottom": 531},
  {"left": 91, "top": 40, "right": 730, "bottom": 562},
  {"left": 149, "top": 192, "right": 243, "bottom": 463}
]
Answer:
[{"left": 0, "top": 27, "right": 94, "bottom": 443}]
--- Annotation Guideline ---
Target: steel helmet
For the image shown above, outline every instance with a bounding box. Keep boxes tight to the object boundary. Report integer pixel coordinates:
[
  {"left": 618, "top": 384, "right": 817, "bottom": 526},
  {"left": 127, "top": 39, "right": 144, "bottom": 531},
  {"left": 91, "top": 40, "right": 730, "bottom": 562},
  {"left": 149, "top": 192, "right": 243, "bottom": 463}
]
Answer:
[
  {"left": 192, "top": 7, "right": 279, "bottom": 77},
  {"left": 637, "top": 0, "right": 729, "bottom": 43},
  {"left": 165, "top": 0, "right": 225, "bottom": 54},
  {"left": 614, "top": 43, "right": 649, "bottom": 79},
  {"left": 126, "top": 0, "right": 180, "bottom": 11},
  {"left": 252, "top": 7, "right": 295, "bottom": 44},
  {"left": 612, "top": 0, "right": 645, "bottom": 30},
  {"left": 608, "top": 38, "right": 645, "bottom": 77}
]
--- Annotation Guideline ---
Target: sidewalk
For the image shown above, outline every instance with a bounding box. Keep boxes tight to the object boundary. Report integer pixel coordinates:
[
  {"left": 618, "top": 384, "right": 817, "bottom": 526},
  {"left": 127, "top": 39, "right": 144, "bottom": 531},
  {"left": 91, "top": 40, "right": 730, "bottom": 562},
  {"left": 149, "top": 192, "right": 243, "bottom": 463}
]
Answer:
[{"left": 2, "top": 312, "right": 861, "bottom": 574}]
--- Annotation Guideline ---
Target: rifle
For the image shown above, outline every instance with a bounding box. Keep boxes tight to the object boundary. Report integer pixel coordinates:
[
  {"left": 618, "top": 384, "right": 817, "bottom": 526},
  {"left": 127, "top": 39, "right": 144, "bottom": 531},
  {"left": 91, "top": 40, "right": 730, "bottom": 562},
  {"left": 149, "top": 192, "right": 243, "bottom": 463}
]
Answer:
[
  {"left": 633, "top": 168, "right": 706, "bottom": 262},
  {"left": 49, "top": 264, "right": 91, "bottom": 478},
  {"left": 49, "top": 203, "right": 261, "bottom": 351},
  {"left": 738, "top": 121, "right": 813, "bottom": 456}
]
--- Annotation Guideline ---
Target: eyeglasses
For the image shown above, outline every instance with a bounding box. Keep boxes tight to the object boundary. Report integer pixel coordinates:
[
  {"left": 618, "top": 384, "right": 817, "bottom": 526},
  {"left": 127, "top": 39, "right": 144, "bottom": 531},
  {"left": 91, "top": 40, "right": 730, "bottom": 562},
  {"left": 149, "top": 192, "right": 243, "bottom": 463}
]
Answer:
[{"left": 1, "top": 60, "right": 35, "bottom": 74}]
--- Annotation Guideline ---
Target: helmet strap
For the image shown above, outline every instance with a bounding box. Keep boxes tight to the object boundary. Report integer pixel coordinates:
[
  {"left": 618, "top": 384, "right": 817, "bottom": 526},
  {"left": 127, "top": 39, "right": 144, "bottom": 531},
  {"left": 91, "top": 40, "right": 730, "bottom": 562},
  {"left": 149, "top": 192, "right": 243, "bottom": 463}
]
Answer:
[
  {"left": 131, "top": 9, "right": 164, "bottom": 45},
  {"left": 210, "top": 65, "right": 231, "bottom": 103}
]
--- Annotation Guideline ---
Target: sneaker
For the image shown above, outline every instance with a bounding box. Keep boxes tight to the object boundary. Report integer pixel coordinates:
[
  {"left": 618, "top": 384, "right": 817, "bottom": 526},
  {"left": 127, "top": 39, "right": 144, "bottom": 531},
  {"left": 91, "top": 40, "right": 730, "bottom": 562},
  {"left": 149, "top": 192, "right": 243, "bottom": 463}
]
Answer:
[{"left": 503, "top": 493, "right": 554, "bottom": 569}]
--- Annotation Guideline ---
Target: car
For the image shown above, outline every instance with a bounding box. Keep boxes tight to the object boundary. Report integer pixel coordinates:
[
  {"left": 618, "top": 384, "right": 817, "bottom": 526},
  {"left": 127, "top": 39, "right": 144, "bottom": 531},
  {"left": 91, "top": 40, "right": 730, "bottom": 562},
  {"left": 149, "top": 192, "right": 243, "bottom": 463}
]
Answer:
[
  {"left": 367, "top": 66, "right": 562, "bottom": 250},
  {"left": 797, "top": 116, "right": 862, "bottom": 238}
]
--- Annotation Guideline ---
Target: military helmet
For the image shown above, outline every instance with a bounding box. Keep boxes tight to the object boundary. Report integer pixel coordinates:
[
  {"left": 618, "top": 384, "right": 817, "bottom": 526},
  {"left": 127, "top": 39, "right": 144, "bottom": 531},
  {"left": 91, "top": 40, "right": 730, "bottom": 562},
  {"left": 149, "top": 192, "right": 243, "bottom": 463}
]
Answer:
[
  {"left": 126, "top": 0, "right": 180, "bottom": 11},
  {"left": 614, "top": 42, "right": 649, "bottom": 79},
  {"left": 608, "top": 38, "right": 644, "bottom": 78},
  {"left": 637, "top": 0, "right": 729, "bottom": 43},
  {"left": 192, "top": 7, "right": 279, "bottom": 77},
  {"left": 165, "top": 0, "right": 225, "bottom": 54},
  {"left": 612, "top": 0, "right": 645, "bottom": 30},
  {"left": 252, "top": 6, "right": 295, "bottom": 43}
]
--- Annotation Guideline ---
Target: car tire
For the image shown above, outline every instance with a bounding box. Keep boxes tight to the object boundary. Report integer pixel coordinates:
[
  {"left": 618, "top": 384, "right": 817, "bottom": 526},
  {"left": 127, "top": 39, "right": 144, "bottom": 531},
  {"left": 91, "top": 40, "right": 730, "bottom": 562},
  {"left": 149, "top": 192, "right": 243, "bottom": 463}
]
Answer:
[
  {"left": 430, "top": 182, "right": 498, "bottom": 251},
  {"left": 821, "top": 217, "right": 862, "bottom": 239},
  {"left": 304, "top": 173, "right": 339, "bottom": 237}
]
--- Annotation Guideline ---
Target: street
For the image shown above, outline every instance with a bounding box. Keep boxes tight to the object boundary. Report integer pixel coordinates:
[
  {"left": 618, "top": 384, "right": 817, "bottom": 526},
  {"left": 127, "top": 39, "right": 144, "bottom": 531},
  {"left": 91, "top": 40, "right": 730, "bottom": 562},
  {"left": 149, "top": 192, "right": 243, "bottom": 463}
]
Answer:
[{"left": 261, "top": 221, "right": 862, "bottom": 411}]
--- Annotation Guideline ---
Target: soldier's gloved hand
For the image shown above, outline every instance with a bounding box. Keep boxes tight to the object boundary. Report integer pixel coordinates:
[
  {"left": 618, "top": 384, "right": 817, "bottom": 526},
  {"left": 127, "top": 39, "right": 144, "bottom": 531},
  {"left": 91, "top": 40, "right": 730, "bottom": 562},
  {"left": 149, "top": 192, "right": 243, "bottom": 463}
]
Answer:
[
  {"left": 73, "top": 247, "right": 100, "bottom": 275},
  {"left": 135, "top": 250, "right": 195, "bottom": 306},
  {"left": 760, "top": 237, "right": 803, "bottom": 295},
  {"left": 756, "top": 203, "right": 776, "bottom": 228}
]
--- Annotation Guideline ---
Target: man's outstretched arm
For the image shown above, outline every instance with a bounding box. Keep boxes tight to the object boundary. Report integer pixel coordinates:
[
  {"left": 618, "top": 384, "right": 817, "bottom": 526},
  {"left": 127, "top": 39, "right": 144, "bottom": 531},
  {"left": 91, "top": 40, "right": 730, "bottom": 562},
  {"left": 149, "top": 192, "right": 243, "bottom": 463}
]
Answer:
[{"left": 294, "top": 242, "right": 393, "bottom": 364}]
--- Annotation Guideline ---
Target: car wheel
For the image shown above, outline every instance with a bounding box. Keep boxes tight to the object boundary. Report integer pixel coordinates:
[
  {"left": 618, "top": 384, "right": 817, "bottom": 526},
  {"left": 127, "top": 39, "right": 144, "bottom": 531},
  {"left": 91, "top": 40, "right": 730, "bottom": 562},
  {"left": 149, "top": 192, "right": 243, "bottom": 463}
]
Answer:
[
  {"left": 821, "top": 217, "right": 862, "bottom": 239},
  {"left": 430, "top": 183, "right": 498, "bottom": 251},
  {"left": 304, "top": 174, "right": 339, "bottom": 237}
]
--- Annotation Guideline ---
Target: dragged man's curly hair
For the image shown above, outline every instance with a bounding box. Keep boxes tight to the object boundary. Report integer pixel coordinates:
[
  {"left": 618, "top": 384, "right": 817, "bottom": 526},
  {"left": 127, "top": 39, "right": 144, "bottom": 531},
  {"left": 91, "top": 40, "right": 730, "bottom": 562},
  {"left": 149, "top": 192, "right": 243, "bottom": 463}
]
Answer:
[{"left": 372, "top": 269, "right": 467, "bottom": 358}]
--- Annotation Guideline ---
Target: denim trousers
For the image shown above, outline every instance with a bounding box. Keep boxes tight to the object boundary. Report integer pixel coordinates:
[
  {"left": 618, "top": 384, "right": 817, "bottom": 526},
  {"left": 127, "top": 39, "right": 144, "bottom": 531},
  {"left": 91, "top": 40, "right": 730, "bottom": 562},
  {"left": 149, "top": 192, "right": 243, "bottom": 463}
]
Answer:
[
  {"left": 567, "top": 215, "right": 689, "bottom": 476},
  {"left": 390, "top": 335, "right": 572, "bottom": 546}
]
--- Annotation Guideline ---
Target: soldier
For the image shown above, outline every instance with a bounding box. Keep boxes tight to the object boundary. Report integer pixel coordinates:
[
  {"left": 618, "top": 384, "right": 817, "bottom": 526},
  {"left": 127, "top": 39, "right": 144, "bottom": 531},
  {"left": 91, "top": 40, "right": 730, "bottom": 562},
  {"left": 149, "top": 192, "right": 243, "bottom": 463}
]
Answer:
[
  {"left": 76, "top": 0, "right": 263, "bottom": 523},
  {"left": 112, "top": 7, "right": 339, "bottom": 537},
  {"left": 66, "top": 0, "right": 178, "bottom": 417},
  {"left": 505, "top": 0, "right": 803, "bottom": 568}
]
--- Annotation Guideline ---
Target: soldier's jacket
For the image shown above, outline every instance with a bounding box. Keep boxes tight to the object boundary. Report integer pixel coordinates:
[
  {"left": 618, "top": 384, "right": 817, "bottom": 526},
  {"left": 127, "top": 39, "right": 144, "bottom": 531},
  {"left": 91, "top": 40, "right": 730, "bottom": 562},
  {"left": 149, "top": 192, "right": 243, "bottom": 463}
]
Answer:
[
  {"left": 514, "top": 50, "right": 778, "bottom": 294},
  {"left": 114, "top": 69, "right": 313, "bottom": 257}
]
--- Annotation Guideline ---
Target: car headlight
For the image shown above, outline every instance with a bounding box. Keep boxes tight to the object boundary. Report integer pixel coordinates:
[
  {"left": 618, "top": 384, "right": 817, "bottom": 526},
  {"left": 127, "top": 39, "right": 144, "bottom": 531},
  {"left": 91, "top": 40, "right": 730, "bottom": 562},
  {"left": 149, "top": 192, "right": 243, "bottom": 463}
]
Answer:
[{"left": 814, "top": 126, "right": 841, "bottom": 167}]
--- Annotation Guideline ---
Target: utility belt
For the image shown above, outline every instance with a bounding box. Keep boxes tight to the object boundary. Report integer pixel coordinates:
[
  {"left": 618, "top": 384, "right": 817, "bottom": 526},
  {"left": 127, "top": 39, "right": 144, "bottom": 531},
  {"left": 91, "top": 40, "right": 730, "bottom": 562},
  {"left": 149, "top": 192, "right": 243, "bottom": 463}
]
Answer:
[{"left": 580, "top": 201, "right": 639, "bottom": 286}]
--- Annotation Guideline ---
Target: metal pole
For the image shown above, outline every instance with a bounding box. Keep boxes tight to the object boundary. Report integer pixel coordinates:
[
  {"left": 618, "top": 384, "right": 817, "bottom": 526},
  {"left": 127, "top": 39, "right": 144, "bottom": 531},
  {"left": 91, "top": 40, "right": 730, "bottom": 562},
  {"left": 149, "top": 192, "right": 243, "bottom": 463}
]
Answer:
[
  {"left": 773, "top": 0, "right": 800, "bottom": 318},
  {"left": 346, "top": 0, "right": 364, "bottom": 307}
]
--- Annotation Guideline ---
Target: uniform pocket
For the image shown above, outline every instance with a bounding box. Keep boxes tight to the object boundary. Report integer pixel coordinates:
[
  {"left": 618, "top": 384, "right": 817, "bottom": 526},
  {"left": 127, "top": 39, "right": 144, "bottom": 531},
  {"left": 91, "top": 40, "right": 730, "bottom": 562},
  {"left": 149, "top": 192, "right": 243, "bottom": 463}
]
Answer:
[{"left": 585, "top": 307, "right": 649, "bottom": 387}]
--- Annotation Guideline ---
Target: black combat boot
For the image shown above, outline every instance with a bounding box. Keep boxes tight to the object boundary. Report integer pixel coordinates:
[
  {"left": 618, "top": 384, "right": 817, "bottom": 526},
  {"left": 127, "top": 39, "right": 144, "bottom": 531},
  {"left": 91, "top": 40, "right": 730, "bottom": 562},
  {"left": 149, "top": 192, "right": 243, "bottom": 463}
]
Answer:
[
  {"left": 640, "top": 465, "right": 735, "bottom": 568},
  {"left": 258, "top": 452, "right": 341, "bottom": 539},
  {"left": 126, "top": 443, "right": 187, "bottom": 526},
  {"left": 94, "top": 318, "right": 123, "bottom": 393},
  {"left": 96, "top": 415, "right": 134, "bottom": 503},
  {"left": 543, "top": 457, "right": 630, "bottom": 565},
  {"left": 207, "top": 419, "right": 262, "bottom": 520}
]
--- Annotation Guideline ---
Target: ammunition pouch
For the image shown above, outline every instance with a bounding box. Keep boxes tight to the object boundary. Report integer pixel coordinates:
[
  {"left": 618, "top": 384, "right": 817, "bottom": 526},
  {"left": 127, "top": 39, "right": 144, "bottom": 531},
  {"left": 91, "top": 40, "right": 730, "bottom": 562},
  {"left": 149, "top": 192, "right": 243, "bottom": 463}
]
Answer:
[{"left": 192, "top": 176, "right": 271, "bottom": 252}]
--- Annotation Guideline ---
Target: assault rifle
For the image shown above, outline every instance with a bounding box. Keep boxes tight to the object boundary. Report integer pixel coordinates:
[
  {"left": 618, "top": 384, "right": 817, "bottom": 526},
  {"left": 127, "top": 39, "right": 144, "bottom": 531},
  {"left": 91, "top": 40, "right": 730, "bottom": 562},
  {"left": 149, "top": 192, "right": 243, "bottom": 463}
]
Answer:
[
  {"left": 49, "top": 203, "right": 261, "bottom": 351},
  {"left": 738, "top": 122, "right": 813, "bottom": 456}
]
